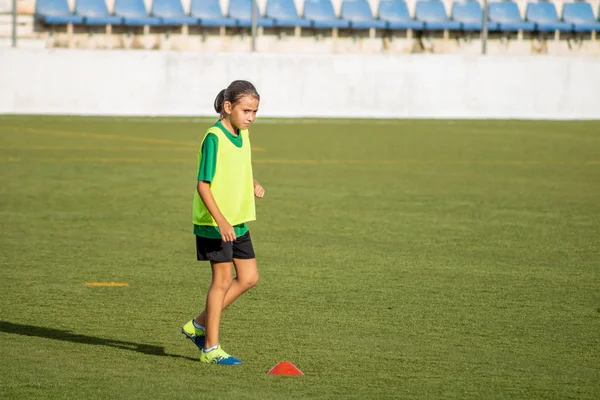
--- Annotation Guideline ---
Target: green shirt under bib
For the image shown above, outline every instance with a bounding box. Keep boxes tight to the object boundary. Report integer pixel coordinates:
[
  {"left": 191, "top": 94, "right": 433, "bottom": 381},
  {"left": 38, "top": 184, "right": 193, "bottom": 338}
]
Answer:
[{"left": 193, "top": 121, "right": 249, "bottom": 239}]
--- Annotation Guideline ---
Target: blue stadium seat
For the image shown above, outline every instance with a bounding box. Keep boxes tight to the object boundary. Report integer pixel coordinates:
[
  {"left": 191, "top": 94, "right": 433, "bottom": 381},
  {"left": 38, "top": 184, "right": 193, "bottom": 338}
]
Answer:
[
  {"left": 526, "top": 2, "right": 573, "bottom": 32},
  {"left": 303, "top": 0, "right": 351, "bottom": 28},
  {"left": 152, "top": 0, "right": 198, "bottom": 25},
  {"left": 265, "top": 0, "right": 311, "bottom": 27},
  {"left": 114, "top": 0, "right": 160, "bottom": 25},
  {"left": 488, "top": 1, "right": 535, "bottom": 31},
  {"left": 415, "top": 0, "right": 461, "bottom": 30},
  {"left": 35, "top": 0, "right": 84, "bottom": 24},
  {"left": 75, "top": 0, "right": 122, "bottom": 25},
  {"left": 451, "top": 0, "right": 499, "bottom": 31},
  {"left": 378, "top": 0, "right": 424, "bottom": 30},
  {"left": 340, "top": 0, "right": 387, "bottom": 29},
  {"left": 228, "top": 0, "right": 275, "bottom": 27},
  {"left": 189, "top": 0, "right": 236, "bottom": 27},
  {"left": 562, "top": 2, "right": 600, "bottom": 32}
]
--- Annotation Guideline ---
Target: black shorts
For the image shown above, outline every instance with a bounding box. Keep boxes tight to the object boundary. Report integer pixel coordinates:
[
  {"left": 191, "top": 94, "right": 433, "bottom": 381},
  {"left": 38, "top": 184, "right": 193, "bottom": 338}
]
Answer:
[{"left": 195, "top": 231, "right": 256, "bottom": 262}]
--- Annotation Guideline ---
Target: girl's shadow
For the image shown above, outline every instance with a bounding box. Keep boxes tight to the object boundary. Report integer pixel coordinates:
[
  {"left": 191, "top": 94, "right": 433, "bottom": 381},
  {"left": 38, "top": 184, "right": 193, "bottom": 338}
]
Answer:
[{"left": 0, "top": 320, "right": 197, "bottom": 362}]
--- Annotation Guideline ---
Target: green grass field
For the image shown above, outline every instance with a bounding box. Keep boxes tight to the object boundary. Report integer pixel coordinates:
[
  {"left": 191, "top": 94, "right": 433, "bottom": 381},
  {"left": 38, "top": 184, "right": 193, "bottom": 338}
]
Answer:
[{"left": 1, "top": 116, "right": 599, "bottom": 399}]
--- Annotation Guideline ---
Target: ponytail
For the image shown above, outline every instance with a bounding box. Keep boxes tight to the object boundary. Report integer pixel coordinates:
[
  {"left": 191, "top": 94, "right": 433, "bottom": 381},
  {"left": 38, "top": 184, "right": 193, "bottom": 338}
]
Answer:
[{"left": 214, "top": 89, "right": 226, "bottom": 115}]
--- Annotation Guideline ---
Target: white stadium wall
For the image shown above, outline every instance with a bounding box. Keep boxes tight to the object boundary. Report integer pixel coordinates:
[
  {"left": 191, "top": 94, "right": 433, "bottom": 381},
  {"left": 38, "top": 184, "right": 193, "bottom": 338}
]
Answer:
[{"left": 1, "top": 48, "right": 599, "bottom": 119}]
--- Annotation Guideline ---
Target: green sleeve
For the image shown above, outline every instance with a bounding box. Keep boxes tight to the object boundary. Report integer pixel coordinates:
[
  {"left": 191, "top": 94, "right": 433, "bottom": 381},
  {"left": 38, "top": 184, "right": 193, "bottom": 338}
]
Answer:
[{"left": 197, "top": 133, "right": 218, "bottom": 182}]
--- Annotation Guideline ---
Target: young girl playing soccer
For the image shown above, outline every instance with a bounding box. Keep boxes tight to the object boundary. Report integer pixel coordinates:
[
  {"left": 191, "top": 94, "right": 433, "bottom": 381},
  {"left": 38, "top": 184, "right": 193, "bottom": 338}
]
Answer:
[{"left": 181, "top": 80, "right": 265, "bottom": 365}]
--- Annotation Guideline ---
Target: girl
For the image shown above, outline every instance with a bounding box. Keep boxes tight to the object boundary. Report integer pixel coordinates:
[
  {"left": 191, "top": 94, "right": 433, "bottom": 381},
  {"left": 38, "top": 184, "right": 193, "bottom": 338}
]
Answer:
[{"left": 182, "top": 80, "right": 264, "bottom": 365}]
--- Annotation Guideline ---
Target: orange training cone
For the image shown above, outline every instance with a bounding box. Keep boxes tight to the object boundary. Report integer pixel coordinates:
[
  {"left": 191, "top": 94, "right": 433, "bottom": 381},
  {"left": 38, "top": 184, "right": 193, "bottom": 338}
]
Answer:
[{"left": 267, "top": 361, "right": 304, "bottom": 376}]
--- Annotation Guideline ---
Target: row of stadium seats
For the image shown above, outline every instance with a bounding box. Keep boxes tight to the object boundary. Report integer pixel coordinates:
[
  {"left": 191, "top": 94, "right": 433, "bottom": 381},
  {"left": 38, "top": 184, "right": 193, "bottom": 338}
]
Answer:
[{"left": 35, "top": 0, "right": 600, "bottom": 33}]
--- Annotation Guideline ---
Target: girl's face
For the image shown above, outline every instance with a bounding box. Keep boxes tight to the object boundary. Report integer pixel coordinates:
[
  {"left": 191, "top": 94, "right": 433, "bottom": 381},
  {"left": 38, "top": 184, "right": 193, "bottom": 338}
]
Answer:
[{"left": 224, "top": 95, "right": 259, "bottom": 131}]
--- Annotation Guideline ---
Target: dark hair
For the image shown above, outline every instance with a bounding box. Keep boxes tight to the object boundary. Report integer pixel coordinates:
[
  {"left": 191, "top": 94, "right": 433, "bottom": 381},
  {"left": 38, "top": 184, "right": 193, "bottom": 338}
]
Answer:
[{"left": 214, "top": 80, "right": 260, "bottom": 116}]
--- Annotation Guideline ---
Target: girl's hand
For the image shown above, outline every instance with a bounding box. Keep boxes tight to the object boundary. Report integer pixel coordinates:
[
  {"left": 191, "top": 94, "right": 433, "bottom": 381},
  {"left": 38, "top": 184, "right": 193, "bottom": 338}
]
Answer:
[
  {"left": 218, "top": 222, "right": 236, "bottom": 242},
  {"left": 254, "top": 180, "right": 265, "bottom": 198}
]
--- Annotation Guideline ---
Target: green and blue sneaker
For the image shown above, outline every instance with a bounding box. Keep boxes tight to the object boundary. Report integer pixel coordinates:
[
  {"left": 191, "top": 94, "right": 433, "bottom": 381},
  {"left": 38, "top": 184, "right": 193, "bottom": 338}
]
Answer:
[
  {"left": 200, "top": 345, "right": 242, "bottom": 365},
  {"left": 181, "top": 320, "right": 205, "bottom": 350}
]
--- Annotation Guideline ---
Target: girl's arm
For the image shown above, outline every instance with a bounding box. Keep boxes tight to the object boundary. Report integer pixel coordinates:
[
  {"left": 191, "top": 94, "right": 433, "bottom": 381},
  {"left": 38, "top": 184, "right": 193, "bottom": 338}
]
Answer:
[
  {"left": 253, "top": 179, "right": 265, "bottom": 198},
  {"left": 197, "top": 180, "right": 236, "bottom": 242}
]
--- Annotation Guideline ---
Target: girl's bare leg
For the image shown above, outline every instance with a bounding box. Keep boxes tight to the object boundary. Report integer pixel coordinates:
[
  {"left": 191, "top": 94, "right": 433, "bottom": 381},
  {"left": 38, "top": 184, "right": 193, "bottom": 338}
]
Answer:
[
  {"left": 195, "top": 258, "right": 259, "bottom": 330},
  {"left": 203, "top": 261, "right": 233, "bottom": 349}
]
